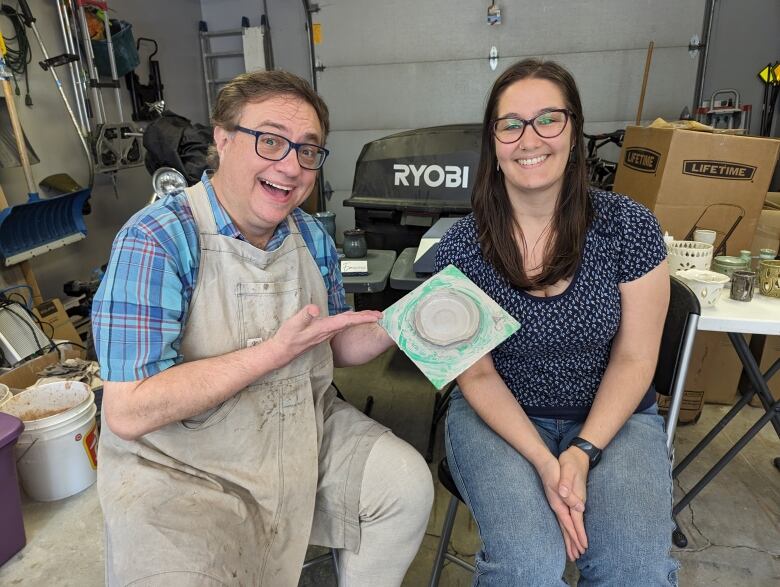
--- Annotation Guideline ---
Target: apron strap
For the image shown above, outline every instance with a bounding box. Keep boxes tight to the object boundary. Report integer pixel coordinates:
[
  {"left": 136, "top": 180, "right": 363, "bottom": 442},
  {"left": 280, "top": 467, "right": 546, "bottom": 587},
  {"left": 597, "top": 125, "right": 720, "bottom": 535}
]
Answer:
[{"left": 184, "top": 181, "right": 219, "bottom": 235}]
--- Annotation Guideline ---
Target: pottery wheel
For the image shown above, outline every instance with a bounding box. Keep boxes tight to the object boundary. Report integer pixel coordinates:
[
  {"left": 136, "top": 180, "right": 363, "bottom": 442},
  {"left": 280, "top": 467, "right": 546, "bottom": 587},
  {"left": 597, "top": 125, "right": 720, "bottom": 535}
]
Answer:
[{"left": 413, "top": 290, "right": 480, "bottom": 346}]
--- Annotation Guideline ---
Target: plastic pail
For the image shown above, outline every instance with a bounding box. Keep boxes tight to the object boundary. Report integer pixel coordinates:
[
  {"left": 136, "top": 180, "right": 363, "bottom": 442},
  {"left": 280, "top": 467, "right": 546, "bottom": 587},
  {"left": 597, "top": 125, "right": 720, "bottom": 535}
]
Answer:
[{"left": 2, "top": 381, "right": 98, "bottom": 502}]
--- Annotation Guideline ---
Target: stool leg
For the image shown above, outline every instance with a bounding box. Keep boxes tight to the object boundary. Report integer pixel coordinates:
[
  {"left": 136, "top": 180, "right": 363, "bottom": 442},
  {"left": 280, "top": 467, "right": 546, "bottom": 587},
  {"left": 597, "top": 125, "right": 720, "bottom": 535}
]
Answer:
[
  {"left": 429, "top": 495, "right": 460, "bottom": 587},
  {"left": 331, "top": 548, "right": 339, "bottom": 582},
  {"left": 426, "top": 383, "right": 456, "bottom": 463}
]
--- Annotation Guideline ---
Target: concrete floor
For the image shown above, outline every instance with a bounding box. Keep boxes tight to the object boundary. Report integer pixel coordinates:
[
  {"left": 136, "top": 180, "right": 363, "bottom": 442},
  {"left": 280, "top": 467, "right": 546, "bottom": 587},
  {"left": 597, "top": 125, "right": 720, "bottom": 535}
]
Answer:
[{"left": 1, "top": 347, "right": 779, "bottom": 586}]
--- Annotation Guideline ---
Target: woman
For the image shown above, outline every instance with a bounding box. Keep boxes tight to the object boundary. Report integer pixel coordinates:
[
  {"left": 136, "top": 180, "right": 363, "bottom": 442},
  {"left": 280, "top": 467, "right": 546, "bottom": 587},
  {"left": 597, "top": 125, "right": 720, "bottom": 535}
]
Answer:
[{"left": 435, "top": 59, "right": 679, "bottom": 585}]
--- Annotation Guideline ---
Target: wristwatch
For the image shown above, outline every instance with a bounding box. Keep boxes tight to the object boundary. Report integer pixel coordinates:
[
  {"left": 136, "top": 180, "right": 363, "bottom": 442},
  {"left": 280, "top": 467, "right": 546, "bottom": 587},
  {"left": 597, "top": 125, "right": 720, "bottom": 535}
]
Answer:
[{"left": 567, "top": 436, "right": 602, "bottom": 469}]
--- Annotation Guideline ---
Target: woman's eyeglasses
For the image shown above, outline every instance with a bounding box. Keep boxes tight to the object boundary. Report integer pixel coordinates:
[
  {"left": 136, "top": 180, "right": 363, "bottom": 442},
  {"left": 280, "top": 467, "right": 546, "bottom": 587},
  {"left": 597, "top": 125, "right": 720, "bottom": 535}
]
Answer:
[{"left": 492, "top": 109, "right": 573, "bottom": 143}]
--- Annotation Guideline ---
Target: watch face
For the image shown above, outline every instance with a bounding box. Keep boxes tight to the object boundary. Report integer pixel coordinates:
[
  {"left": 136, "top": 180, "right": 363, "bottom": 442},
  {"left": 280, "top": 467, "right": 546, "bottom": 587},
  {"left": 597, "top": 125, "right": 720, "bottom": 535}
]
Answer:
[{"left": 571, "top": 437, "right": 601, "bottom": 467}]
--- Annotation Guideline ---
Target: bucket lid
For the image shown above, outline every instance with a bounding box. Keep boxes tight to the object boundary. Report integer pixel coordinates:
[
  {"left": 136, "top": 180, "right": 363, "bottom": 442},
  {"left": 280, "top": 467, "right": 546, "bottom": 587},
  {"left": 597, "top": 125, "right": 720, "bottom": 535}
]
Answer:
[{"left": 0, "top": 411, "right": 24, "bottom": 449}]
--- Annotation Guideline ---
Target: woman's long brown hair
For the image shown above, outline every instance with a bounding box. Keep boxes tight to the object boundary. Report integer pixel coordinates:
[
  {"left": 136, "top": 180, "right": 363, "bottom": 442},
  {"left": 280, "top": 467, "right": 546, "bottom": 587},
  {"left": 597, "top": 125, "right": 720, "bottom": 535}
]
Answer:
[{"left": 472, "top": 59, "right": 592, "bottom": 290}]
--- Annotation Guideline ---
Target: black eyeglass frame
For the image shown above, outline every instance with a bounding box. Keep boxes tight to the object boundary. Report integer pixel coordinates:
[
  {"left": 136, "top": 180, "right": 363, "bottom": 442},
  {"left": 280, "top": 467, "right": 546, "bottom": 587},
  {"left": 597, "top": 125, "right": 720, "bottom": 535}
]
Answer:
[
  {"left": 491, "top": 108, "right": 575, "bottom": 143},
  {"left": 234, "top": 126, "right": 330, "bottom": 170}
]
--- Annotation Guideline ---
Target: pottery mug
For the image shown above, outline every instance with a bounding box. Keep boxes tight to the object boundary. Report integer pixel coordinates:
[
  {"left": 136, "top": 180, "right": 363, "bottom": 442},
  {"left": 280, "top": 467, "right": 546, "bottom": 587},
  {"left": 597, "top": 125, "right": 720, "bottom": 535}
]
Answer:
[
  {"left": 313, "top": 211, "right": 336, "bottom": 241},
  {"left": 693, "top": 229, "right": 717, "bottom": 246},
  {"left": 343, "top": 228, "right": 368, "bottom": 258},
  {"left": 730, "top": 270, "right": 755, "bottom": 302}
]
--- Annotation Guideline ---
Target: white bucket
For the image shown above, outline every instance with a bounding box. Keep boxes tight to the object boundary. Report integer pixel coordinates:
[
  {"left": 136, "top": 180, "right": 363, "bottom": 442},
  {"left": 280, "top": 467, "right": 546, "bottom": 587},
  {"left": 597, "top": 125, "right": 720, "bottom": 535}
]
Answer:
[
  {"left": 2, "top": 381, "right": 98, "bottom": 501},
  {"left": 0, "top": 383, "right": 11, "bottom": 409}
]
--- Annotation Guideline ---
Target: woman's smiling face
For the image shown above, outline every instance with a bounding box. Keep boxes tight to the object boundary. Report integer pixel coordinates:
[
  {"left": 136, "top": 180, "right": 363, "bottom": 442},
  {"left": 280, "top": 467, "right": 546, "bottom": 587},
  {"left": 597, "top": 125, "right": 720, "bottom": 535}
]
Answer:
[{"left": 494, "top": 77, "right": 574, "bottom": 202}]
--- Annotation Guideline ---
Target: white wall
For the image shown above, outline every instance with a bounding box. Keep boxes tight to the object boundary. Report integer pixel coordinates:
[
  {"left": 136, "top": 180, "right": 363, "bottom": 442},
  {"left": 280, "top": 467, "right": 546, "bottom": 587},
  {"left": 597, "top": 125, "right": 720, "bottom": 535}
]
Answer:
[
  {"left": 0, "top": 0, "right": 206, "bottom": 299},
  {"left": 314, "top": 0, "right": 705, "bottom": 239}
]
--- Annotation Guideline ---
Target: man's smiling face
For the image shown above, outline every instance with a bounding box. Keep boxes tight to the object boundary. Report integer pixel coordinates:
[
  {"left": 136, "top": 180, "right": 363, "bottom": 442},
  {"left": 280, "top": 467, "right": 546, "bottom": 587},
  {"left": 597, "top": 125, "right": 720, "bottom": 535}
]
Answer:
[{"left": 211, "top": 95, "right": 323, "bottom": 248}]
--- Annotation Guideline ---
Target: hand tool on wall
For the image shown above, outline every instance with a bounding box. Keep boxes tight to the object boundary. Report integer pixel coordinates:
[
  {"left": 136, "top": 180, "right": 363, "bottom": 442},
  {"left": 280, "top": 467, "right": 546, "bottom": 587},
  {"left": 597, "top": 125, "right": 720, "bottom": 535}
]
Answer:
[
  {"left": 758, "top": 61, "right": 779, "bottom": 137},
  {"left": 0, "top": 32, "right": 90, "bottom": 282},
  {"left": 13, "top": 0, "right": 93, "bottom": 184},
  {"left": 0, "top": 37, "right": 38, "bottom": 303},
  {"left": 124, "top": 37, "right": 163, "bottom": 121},
  {"left": 19, "top": 0, "right": 144, "bottom": 177}
]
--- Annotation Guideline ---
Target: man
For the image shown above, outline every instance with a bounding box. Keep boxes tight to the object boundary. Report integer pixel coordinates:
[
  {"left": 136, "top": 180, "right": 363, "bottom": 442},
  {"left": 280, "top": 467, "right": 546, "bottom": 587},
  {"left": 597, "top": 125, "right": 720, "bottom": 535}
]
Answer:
[{"left": 92, "top": 70, "right": 433, "bottom": 586}]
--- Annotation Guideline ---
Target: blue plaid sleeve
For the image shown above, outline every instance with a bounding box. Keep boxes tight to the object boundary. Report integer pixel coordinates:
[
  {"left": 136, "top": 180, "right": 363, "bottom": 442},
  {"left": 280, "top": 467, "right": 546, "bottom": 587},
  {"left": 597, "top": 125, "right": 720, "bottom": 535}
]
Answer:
[
  {"left": 294, "top": 210, "right": 350, "bottom": 315},
  {"left": 91, "top": 206, "right": 196, "bottom": 381}
]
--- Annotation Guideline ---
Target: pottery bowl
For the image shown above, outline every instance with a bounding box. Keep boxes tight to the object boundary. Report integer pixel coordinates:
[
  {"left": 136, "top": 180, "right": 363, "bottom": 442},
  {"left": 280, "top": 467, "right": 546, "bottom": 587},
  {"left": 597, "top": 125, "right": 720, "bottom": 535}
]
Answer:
[
  {"left": 667, "top": 241, "right": 713, "bottom": 273},
  {"left": 675, "top": 269, "right": 729, "bottom": 306},
  {"left": 413, "top": 290, "right": 480, "bottom": 346}
]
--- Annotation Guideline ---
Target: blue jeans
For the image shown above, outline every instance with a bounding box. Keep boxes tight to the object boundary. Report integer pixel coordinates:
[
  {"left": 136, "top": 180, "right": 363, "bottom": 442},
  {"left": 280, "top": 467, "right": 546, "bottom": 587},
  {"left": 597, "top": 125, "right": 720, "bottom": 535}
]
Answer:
[{"left": 445, "top": 388, "right": 679, "bottom": 586}]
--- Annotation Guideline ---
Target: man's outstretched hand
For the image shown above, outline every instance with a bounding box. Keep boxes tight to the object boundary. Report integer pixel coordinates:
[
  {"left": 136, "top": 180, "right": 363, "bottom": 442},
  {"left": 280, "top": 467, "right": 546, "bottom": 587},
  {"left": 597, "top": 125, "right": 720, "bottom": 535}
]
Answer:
[{"left": 268, "top": 304, "right": 382, "bottom": 364}]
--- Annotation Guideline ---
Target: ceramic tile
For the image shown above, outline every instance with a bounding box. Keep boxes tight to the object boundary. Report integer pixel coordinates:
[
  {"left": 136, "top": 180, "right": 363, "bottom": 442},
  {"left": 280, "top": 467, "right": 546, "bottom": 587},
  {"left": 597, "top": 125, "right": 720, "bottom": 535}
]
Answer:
[{"left": 380, "top": 265, "right": 520, "bottom": 389}]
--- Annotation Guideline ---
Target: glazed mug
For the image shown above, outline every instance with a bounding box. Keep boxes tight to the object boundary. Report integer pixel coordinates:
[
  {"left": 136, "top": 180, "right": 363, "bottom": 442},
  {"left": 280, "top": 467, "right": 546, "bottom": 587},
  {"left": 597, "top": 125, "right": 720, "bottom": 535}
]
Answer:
[
  {"left": 314, "top": 211, "right": 336, "bottom": 241},
  {"left": 343, "top": 228, "right": 368, "bottom": 258},
  {"left": 693, "top": 229, "right": 717, "bottom": 245},
  {"left": 730, "top": 270, "right": 755, "bottom": 302}
]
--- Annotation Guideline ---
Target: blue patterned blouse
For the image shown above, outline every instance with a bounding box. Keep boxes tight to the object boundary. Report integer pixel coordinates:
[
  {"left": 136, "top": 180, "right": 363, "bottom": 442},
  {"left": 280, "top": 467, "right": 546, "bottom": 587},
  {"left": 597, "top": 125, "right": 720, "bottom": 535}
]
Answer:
[{"left": 434, "top": 190, "right": 667, "bottom": 420}]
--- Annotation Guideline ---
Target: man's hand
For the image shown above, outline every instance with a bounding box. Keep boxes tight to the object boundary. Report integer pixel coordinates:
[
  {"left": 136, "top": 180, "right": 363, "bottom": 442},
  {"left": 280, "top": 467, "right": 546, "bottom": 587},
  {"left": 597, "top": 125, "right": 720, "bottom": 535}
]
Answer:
[
  {"left": 268, "top": 304, "right": 382, "bottom": 365},
  {"left": 536, "top": 457, "right": 588, "bottom": 561}
]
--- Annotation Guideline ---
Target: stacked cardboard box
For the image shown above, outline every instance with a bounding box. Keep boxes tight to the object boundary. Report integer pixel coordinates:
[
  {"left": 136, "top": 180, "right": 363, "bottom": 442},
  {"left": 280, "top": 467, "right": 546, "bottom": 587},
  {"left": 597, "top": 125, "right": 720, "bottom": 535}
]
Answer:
[{"left": 615, "top": 128, "right": 780, "bottom": 422}]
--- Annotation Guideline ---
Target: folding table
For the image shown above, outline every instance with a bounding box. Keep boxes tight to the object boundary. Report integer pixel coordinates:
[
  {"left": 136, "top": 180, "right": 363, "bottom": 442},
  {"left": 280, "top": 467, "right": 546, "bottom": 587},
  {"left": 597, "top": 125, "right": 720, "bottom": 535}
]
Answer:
[{"left": 672, "top": 294, "right": 780, "bottom": 515}]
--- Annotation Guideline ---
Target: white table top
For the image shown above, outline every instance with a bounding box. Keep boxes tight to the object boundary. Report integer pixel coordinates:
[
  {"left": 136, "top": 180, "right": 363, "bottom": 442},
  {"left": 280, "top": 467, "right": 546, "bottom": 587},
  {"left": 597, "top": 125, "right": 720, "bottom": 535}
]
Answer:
[{"left": 699, "top": 292, "right": 780, "bottom": 336}]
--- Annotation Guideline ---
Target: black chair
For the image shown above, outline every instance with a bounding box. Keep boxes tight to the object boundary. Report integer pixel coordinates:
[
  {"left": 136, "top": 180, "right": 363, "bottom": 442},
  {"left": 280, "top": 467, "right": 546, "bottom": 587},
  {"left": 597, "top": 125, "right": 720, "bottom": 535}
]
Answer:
[{"left": 428, "top": 277, "right": 701, "bottom": 585}]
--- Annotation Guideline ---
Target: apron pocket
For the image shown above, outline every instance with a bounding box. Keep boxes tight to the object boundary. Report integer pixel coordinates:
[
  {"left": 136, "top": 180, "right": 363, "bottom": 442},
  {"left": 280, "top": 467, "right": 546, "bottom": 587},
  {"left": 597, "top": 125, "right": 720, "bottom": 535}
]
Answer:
[
  {"left": 237, "top": 279, "right": 303, "bottom": 347},
  {"left": 181, "top": 393, "right": 241, "bottom": 430}
]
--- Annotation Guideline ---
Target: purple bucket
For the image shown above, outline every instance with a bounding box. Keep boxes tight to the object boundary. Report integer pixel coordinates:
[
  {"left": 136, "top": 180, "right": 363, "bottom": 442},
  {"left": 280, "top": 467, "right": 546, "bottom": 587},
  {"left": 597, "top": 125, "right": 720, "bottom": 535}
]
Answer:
[{"left": 0, "top": 411, "right": 26, "bottom": 566}]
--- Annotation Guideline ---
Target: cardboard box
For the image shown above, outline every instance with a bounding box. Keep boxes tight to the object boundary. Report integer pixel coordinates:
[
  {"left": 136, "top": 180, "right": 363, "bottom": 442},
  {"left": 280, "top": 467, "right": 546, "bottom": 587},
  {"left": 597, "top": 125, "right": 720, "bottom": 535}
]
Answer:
[
  {"left": 0, "top": 346, "right": 82, "bottom": 393},
  {"left": 33, "top": 298, "right": 82, "bottom": 345},
  {"left": 750, "top": 202, "right": 780, "bottom": 255},
  {"left": 685, "top": 331, "right": 744, "bottom": 406},
  {"left": 685, "top": 331, "right": 779, "bottom": 409},
  {"left": 657, "top": 390, "right": 704, "bottom": 424},
  {"left": 614, "top": 127, "right": 780, "bottom": 255}
]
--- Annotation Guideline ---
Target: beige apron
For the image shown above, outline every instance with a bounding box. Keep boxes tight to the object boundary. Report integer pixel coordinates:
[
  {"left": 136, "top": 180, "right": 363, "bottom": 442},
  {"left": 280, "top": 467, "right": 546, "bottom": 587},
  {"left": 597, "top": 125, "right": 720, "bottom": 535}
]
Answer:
[{"left": 97, "top": 182, "right": 387, "bottom": 586}]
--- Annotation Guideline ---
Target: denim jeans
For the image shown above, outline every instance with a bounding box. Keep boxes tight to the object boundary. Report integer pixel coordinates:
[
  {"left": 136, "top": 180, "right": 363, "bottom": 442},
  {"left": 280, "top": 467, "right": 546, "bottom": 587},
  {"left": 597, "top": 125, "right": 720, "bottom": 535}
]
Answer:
[{"left": 445, "top": 388, "right": 679, "bottom": 586}]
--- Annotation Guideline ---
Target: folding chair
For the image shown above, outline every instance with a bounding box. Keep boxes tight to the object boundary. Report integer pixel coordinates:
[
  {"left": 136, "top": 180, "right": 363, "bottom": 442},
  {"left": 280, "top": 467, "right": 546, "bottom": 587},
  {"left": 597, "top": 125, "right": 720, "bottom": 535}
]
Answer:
[{"left": 428, "top": 277, "right": 701, "bottom": 585}]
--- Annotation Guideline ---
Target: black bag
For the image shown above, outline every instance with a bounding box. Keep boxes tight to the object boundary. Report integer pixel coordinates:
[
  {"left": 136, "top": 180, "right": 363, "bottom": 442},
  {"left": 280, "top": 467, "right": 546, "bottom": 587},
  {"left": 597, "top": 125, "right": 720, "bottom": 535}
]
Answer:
[{"left": 143, "top": 111, "right": 213, "bottom": 185}]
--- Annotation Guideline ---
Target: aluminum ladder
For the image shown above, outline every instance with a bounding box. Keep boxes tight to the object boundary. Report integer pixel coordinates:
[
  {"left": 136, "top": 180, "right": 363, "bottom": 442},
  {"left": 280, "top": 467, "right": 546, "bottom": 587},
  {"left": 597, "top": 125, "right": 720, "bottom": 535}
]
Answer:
[{"left": 199, "top": 17, "right": 250, "bottom": 115}]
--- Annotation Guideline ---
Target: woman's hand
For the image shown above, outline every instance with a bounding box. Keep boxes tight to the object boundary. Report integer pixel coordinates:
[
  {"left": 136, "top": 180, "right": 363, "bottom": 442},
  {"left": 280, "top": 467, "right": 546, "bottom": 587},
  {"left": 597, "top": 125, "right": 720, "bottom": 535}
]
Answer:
[
  {"left": 536, "top": 457, "right": 588, "bottom": 561},
  {"left": 557, "top": 448, "right": 590, "bottom": 557}
]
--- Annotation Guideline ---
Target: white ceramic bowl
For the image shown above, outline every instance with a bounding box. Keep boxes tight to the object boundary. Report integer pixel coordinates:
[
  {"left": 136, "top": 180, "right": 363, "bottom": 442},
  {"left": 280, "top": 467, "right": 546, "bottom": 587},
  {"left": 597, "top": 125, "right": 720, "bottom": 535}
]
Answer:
[
  {"left": 675, "top": 269, "right": 730, "bottom": 306},
  {"left": 667, "top": 241, "right": 714, "bottom": 272},
  {"left": 413, "top": 290, "right": 480, "bottom": 346}
]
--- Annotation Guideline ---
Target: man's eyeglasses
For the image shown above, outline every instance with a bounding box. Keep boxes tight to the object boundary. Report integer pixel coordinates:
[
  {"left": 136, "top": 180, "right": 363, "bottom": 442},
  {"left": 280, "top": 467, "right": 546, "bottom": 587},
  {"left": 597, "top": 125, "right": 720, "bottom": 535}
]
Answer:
[
  {"left": 492, "top": 109, "right": 573, "bottom": 143},
  {"left": 235, "top": 126, "right": 330, "bottom": 170}
]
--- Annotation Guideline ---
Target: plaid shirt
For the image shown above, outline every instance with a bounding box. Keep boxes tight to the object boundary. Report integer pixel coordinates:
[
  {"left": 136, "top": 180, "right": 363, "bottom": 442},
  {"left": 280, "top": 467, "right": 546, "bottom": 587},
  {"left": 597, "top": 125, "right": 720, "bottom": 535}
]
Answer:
[{"left": 92, "top": 172, "right": 348, "bottom": 382}]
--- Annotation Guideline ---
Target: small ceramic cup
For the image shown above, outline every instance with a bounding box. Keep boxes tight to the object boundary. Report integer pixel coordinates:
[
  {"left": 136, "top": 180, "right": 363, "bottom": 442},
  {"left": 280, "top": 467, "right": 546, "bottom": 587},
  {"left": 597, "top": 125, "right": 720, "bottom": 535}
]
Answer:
[
  {"left": 730, "top": 270, "right": 755, "bottom": 302},
  {"left": 759, "top": 248, "right": 778, "bottom": 261},
  {"left": 342, "top": 228, "right": 368, "bottom": 258},
  {"left": 313, "top": 211, "right": 336, "bottom": 241},
  {"left": 693, "top": 229, "right": 717, "bottom": 245}
]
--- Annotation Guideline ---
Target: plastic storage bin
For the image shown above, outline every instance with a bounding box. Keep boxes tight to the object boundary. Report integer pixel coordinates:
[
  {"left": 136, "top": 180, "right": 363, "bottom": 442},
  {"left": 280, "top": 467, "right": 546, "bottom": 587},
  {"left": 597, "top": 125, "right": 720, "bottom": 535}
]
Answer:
[{"left": 0, "top": 412, "right": 26, "bottom": 565}]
